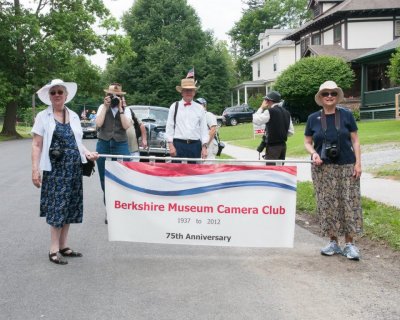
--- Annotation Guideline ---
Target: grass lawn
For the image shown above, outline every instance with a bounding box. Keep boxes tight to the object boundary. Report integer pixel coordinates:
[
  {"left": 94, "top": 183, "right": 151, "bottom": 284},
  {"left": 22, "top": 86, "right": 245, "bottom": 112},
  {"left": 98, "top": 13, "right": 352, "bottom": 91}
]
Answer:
[
  {"left": 0, "top": 123, "right": 31, "bottom": 141},
  {"left": 218, "top": 120, "right": 400, "bottom": 157}
]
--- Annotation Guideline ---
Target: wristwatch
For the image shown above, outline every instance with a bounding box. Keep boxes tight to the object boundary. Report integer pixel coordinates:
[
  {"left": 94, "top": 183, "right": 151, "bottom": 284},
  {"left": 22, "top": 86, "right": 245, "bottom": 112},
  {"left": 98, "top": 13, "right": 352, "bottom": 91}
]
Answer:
[{"left": 202, "top": 143, "right": 208, "bottom": 148}]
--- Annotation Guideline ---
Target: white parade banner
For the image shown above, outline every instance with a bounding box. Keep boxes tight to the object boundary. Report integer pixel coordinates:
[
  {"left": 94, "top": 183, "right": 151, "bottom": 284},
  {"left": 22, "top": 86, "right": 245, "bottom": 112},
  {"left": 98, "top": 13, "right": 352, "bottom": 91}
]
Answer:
[{"left": 105, "top": 161, "right": 297, "bottom": 248}]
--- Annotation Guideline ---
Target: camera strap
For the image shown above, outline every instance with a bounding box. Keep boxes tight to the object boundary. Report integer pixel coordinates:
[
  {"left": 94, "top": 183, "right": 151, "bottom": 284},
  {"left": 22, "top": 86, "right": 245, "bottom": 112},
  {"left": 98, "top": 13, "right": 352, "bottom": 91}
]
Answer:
[{"left": 321, "top": 107, "right": 340, "bottom": 134}]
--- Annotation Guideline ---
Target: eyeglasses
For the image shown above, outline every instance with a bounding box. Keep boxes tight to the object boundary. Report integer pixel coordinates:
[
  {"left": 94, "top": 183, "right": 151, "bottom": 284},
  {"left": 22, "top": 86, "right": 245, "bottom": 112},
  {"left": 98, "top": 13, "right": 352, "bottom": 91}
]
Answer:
[
  {"left": 50, "top": 90, "right": 64, "bottom": 96},
  {"left": 321, "top": 91, "right": 338, "bottom": 97}
]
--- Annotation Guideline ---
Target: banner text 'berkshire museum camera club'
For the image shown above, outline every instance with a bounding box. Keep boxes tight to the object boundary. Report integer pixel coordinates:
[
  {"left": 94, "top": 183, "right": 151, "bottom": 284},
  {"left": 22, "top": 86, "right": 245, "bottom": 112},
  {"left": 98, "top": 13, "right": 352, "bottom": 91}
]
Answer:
[{"left": 105, "top": 162, "right": 297, "bottom": 248}]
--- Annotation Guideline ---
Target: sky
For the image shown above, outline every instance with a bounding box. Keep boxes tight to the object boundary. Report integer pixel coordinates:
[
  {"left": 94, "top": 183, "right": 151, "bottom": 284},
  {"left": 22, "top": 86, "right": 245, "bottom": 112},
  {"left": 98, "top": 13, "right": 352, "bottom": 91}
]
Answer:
[{"left": 91, "top": 0, "right": 246, "bottom": 68}]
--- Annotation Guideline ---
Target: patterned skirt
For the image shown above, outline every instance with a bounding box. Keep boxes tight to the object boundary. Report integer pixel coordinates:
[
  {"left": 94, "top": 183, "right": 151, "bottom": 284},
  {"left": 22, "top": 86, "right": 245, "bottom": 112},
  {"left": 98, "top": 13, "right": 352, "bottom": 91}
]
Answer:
[{"left": 311, "top": 163, "right": 363, "bottom": 237}]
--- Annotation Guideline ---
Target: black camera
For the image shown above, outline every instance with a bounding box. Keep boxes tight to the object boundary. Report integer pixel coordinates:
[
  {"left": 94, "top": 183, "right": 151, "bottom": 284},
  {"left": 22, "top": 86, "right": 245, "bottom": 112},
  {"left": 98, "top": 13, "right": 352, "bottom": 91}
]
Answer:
[
  {"left": 321, "top": 142, "right": 339, "bottom": 160},
  {"left": 256, "top": 135, "right": 267, "bottom": 153},
  {"left": 257, "top": 141, "right": 267, "bottom": 153},
  {"left": 108, "top": 94, "right": 120, "bottom": 108},
  {"left": 216, "top": 141, "right": 225, "bottom": 156},
  {"left": 49, "top": 148, "right": 63, "bottom": 161}
]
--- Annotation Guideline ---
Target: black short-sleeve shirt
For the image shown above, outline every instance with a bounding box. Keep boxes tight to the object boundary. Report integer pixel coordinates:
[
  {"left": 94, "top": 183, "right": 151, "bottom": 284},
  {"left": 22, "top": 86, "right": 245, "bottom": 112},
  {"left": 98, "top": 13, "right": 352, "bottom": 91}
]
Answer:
[{"left": 304, "top": 107, "right": 358, "bottom": 164}]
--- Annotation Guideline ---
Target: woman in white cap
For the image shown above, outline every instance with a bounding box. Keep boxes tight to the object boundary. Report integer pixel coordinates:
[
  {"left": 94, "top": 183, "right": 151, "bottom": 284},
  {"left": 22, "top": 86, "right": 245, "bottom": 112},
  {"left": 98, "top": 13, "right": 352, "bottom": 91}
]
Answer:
[
  {"left": 32, "top": 79, "right": 99, "bottom": 265},
  {"left": 304, "top": 80, "right": 362, "bottom": 260}
]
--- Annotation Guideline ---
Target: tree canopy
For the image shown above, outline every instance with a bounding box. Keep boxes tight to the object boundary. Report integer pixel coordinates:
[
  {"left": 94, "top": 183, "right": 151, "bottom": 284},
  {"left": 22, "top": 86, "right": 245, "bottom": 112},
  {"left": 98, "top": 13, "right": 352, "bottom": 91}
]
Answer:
[
  {"left": 104, "top": 0, "right": 234, "bottom": 115},
  {"left": 0, "top": 0, "right": 123, "bottom": 137},
  {"left": 274, "top": 56, "right": 355, "bottom": 109},
  {"left": 228, "top": 0, "right": 310, "bottom": 82},
  {"left": 387, "top": 47, "right": 400, "bottom": 86}
]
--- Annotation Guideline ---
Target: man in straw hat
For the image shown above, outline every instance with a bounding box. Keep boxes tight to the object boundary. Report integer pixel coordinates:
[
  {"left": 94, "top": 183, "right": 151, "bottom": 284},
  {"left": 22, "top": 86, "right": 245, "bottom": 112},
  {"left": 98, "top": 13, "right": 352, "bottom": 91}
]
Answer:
[
  {"left": 166, "top": 78, "right": 209, "bottom": 162},
  {"left": 95, "top": 83, "right": 132, "bottom": 221}
]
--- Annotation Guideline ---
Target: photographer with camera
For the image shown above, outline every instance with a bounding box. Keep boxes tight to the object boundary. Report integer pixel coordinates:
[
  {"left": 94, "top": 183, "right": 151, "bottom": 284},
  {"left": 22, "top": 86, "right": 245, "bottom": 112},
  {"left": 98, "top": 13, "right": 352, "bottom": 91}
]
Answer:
[
  {"left": 304, "top": 81, "right": 362, "bottom": 261},
  {"left": 252, "top": 91, "right": 294, "bottom": 164},
  {"left": 96, "top": 83, "right": 132, "bottom": 220}
]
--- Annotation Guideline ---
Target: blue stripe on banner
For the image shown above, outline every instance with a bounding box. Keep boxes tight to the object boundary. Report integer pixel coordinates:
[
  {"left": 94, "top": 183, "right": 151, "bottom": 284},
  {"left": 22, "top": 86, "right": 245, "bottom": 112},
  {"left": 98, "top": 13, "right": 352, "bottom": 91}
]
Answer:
[{"left": 105, "top": 170, "right": 296, "bottom": 196}]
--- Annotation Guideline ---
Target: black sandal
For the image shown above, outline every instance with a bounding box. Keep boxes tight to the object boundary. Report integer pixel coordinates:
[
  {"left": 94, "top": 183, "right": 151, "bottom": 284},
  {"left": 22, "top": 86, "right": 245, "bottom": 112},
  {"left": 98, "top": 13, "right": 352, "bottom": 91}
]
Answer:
[
  {"left": 59, "top": 247, "right": 83, "bottom": 257},
  {"left": 49, "top": 252, "right": 68, "bottom": 265}
]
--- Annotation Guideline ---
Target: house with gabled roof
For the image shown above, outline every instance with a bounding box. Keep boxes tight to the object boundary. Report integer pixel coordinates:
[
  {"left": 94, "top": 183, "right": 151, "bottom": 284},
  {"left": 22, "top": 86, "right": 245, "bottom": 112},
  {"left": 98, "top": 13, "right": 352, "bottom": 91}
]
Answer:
[
  {"left": 231, "top": 29, "right": 295, "bottom": 106},
  {"left": 232, "top": 0, "right": 400, "bottom": 120},
  {"left": 284, "top": 0, "right": 400, "bottom": 119}
]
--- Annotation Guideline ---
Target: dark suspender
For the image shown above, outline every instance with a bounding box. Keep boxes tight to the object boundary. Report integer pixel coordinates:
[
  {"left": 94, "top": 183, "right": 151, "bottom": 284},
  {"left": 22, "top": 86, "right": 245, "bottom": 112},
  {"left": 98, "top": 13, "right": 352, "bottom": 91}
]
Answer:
[{"left": 173, "top": 101, "right": 179, "bottom": 130}]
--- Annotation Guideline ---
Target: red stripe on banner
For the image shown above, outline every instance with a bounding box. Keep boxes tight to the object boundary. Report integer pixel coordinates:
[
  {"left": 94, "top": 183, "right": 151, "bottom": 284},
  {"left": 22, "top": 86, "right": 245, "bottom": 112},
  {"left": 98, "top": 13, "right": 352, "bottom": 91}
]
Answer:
[{"left": 121, "top": 162, "right": 297, "bottom": 177}]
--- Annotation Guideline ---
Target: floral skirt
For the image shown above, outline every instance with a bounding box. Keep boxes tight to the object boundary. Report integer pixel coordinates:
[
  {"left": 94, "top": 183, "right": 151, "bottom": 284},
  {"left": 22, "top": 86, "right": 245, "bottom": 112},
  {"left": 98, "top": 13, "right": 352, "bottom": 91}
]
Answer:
[
  {"left": 311, "top": 163, "right": 363, "bottom": 237},
  {"left": 40, "top": 149, "right": 83, "bottom": 228}
]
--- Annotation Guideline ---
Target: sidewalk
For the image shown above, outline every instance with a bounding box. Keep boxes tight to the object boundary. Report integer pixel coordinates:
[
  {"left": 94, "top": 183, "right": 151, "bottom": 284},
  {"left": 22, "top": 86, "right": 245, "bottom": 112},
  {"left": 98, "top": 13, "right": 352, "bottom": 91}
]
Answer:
[{"left": 223, "top": 142, "right": 400, "bottom": 208}]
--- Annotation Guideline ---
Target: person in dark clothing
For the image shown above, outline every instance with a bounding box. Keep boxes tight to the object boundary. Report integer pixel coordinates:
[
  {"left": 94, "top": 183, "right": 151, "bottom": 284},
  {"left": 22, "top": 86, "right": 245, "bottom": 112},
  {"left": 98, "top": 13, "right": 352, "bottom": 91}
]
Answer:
[{"left": 252, "top": 91, "right": 294, "bottom": 164}]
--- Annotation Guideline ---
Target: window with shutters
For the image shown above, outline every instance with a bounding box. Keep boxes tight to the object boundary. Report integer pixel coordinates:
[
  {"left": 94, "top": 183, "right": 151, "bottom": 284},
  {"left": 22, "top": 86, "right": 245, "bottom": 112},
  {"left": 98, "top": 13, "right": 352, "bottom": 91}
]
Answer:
[
  {"left": 334, "top": 25, "right": 341, "bottom": 44},
  {"left": 312, "top": 33, "right": 321, "bottom": 45},
  {"left": 273, "top": 55, "right": 277, "bottom": 72},
  {"left": 395, "top": 20, "right": 400, "bottom": 37}
]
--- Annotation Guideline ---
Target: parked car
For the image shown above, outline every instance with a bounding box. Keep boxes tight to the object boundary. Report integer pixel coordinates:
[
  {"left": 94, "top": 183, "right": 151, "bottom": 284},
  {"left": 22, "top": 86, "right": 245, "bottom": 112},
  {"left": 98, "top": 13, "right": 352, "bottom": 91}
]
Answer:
[
  {"left": 128, "top": 105, "right": 170, "bottom": 158},
  {"left": 81, "top": 120, "right": 97, "bottom": 139},
  {"left": 222, "top": 104, "right": 254, "bottom": 126},
  {"left": 216, "top": 115, "right": 223, "bottom": 127}
]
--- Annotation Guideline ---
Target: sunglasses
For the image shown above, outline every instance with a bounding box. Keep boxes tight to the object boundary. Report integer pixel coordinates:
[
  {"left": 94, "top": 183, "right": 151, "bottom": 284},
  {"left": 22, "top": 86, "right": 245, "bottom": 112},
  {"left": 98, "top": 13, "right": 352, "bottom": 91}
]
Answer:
[
  {"left": 50, "top": 90, "right": 64, "bottom": 96},
  {"left": 321, "top": 91, "right": 338, "bottom": 97}
]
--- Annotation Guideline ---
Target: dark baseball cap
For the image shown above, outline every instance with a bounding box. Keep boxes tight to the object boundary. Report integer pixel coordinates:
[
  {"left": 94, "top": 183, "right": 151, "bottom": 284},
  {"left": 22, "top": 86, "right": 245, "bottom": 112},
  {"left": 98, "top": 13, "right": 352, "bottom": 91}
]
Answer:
[{"left": 263, "top": 91, "right": 281, "bottom": 102}]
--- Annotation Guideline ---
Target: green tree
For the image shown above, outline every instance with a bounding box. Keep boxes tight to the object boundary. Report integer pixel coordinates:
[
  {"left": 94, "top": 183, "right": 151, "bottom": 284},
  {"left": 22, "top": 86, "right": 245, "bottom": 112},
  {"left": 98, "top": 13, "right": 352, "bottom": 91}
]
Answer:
[
  {"left": 387, "top": 47, "right": 400, "bottom": 86},
  {"left": 0, "top": 0, "right": 121, "bottom": 137},
  {"left": 105, "top": 0, "right": 233, "bottom": 112},
  {"left": 274, "top": 56, "right": 355, "bottom": 113},
  {"left": 229, "top": 0, "right": 310, "bottom": 82}
]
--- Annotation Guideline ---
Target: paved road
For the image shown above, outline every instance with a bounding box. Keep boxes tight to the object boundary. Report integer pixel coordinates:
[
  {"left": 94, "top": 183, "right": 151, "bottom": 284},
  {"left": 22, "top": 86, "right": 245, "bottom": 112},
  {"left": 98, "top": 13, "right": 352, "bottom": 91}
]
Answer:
[{"left": 0, "top": 139, "right": 399, "bottom": 320}]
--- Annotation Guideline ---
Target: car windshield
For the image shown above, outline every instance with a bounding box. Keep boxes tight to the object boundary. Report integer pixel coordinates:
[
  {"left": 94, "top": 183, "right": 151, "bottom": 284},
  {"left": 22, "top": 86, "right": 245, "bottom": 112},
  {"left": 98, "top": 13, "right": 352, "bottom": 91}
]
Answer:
[
  {"left": 81, "top": 121, "right": 95, "bottom": 128},
  {"left": 130, "top": 107, "right": 168, "bottom": 126}
]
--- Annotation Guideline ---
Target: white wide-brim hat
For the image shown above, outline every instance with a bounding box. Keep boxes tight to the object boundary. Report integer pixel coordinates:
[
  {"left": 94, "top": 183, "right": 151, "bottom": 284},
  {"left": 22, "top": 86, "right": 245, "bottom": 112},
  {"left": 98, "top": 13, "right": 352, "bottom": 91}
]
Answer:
[
  {"left": 37, "top": 79, "right": 77, "bottom": 105},
  {"left": 314, "top": 80, "right": 344, "bottom": 106}
]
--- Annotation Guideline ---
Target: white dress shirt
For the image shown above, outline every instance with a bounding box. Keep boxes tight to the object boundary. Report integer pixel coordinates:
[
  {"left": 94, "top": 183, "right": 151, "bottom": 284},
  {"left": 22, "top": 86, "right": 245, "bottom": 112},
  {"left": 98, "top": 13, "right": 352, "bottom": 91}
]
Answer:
[{"left": 166, "top": 100, "right": 209, "bottom": 144}]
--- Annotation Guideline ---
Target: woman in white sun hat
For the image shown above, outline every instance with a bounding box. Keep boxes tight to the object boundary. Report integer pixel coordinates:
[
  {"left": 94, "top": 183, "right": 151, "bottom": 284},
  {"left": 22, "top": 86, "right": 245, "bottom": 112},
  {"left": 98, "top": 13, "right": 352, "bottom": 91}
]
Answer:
[
  {"left": 304, "top": 80, "right": 362, "bottom": 261},
  {"left": 31, "top": 79, "right": 98, "bottom": 265}
]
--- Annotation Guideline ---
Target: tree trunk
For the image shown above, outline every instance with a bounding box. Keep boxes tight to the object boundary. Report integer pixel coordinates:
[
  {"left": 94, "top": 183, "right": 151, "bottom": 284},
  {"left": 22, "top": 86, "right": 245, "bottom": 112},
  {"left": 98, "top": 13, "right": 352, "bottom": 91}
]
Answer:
[
  {"left": 1, "top": 100, "right": 21, "bottom": 138},
  {"left": 0, "top": 0, "right": 24, "bottom": 138}
]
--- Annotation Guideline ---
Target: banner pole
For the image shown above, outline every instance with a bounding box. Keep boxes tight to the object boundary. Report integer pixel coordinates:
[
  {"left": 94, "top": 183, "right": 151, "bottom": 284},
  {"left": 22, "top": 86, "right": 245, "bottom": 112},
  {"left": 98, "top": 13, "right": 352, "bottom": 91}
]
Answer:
[{"left": 97, "top": 154, "right": 312, "bottom": 164}]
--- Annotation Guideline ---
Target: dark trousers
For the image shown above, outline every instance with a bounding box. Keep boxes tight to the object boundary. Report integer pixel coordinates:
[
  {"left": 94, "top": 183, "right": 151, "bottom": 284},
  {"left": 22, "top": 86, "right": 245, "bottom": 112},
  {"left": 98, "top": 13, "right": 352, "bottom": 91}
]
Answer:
[
  {"left": 96, "top": 138, "right": 130, "bottom": 192},
  {"left": 265, "top": 143, "right": 287, "bottom": 166},
  {"left": 173, "top": 139, "right": 201, "bottom": 164}
]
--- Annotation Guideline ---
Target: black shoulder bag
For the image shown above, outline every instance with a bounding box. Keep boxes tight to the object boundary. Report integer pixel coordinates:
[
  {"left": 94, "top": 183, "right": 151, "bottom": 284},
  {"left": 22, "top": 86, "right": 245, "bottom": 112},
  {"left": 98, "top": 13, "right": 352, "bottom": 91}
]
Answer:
[{"left": 82, "top": 159, "right": 95, "bottom": 177}]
